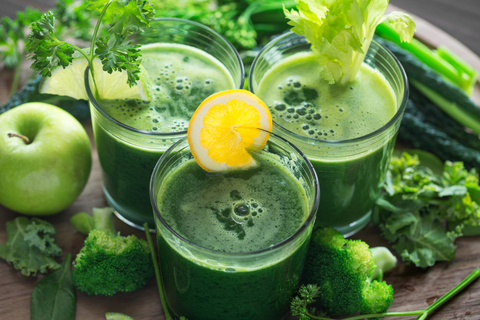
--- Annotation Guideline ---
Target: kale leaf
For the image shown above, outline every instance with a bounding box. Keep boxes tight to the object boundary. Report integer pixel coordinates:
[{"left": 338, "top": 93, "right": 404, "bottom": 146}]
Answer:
[
  {"left": 0, "top": 217, "right": 62, "bottom": 276},
  {"left": 373, "top": 152, "right": 480, "bottom": 268}
]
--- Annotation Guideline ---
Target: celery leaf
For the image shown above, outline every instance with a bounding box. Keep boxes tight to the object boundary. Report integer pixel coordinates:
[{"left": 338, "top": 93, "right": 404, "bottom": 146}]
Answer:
[
  {"left": 384, "top": 11, "right": 415, "bottom": 42},
  {"left": 284, "top": 0, "right": 415, "bottom": 84}
]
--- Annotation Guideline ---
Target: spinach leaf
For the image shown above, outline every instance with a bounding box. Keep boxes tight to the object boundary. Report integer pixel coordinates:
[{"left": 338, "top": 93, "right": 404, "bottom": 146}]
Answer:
[{"left": 31, "top": 254, "right": 76, "bottom": 320}]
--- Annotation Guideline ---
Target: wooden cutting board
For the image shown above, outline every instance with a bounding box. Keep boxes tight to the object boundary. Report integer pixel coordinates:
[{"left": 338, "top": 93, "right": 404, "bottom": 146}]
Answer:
[{"left": 1, "top": 5, "right": 480, "bottom": 320}]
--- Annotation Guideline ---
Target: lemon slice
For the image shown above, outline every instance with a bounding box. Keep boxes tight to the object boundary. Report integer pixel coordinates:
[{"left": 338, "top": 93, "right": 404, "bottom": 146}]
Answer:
[
  {"left": 188, "top": 89, "right": 272, "bottom": 172},
  {"left": 40, "top": 57, "right": 153, "bottom": 101}
]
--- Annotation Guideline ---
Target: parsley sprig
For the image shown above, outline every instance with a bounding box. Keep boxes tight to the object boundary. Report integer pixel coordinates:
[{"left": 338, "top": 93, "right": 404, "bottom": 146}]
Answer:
[{"left": 26, "top": 0, "right": 155, "bottom": 87}]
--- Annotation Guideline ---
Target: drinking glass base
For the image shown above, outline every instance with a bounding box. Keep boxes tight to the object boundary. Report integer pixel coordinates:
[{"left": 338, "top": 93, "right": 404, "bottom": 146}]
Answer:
[
  {"left": 103, "top": 185, "right": 156, "bottom": 232},
  {"left": 334, "top": 211, "right": 371, "bottom": 238}
]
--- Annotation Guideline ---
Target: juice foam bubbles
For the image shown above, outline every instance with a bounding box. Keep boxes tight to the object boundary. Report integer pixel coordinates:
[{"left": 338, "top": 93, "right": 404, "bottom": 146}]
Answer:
[
  {"left": 158, "top": 153, "right": 308, "bottom": 253},
  {"left": 101, "top": 43, "right": 235, "bottom": 133},
  {"left": 257, "top": 51, "right": 397, "bottom": 141}
]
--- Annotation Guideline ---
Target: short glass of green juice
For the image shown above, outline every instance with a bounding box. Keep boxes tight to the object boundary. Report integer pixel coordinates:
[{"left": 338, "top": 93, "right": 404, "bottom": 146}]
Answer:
[
  {"left": 249, "top": 32, "right": 408, "bottom": 236},
  {"left": 151, "top": 133, "right": 320, "bottom": 320},
  {"left": 85, "top": 18, "right": 244, "bottom": 230}
]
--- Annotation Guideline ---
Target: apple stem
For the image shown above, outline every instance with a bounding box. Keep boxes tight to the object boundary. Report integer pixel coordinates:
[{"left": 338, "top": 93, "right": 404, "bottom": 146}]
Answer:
[{"left": 7, "top": 133, "right": 31, "bottom": 144}]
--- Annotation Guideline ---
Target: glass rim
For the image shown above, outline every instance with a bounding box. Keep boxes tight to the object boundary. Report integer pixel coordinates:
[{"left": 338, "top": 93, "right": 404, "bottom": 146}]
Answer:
[
  {"left": 85, "top": 17, "right": 245, "bottom": 137},
  {"left": 249, "top": 31, "right": 409, "bottom": 145},
  {"left": 150, "top": 132, "right": 320, "bottom": 257}
]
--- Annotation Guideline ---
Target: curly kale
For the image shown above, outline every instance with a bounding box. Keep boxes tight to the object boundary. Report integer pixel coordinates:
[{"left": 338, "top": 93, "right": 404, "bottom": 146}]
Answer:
[
  {"left": 373, "top": 152, "right": 480, "bottom": 269},
  {"left": 0, "top": 217, "right": 62, "bottom": 276}
]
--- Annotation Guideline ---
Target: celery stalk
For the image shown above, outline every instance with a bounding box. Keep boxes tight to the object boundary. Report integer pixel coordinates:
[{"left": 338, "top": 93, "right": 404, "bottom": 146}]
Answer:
[
  {"left": 375, "top": 22, "right": 478, "bottom": 95},
  {"left": 411, "top": 79, "right": 480, "bottom": 135},
  {"left": 437, "top": 46, "right": 479, "bottom": 92}
]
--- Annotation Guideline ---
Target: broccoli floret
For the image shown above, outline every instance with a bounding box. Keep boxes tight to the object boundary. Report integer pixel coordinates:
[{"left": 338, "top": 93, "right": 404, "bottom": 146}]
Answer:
[
  {"left": 71, "top": 207, "right": 154, "bottom": 296},
  {"left": 301, "top": 227, "right": 395, "bottom": 317}
]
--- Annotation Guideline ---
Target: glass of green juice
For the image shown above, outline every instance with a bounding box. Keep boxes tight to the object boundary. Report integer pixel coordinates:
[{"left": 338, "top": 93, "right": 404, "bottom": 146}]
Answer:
[
  {"left": 151, "top": 133, "right": 320, "bottom": 320},
  {"left": 249, "top": 32, "right": 408, "bottom": 236},
  {"left": 85, "top": 18, "right": 244, "bottom": 231}
]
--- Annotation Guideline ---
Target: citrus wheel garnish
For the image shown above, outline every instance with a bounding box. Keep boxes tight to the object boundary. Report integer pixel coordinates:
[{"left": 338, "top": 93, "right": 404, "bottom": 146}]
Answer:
[
  {"left": 40, "top": 56, "right": 153, "bottom": 102},
  {"left": 188, "top": 89, "right": 272, "bottom": 172}
]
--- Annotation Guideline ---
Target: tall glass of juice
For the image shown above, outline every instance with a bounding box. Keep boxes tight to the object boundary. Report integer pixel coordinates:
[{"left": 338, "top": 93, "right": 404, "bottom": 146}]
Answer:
[
  {"left": 86, "top": 18, "right": 244, "bottom": 230},
  {"left": 151, "top": 134, "right": 319, "bottom": 320},
  {"left": 249, "top": 32, "right": 408, "bottom": 236}
]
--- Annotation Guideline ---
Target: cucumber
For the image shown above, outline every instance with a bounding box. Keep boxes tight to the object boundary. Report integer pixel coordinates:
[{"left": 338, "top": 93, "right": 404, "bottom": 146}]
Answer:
[
  {"left": 398, "top": 99, "right": 480, "bottom": 170},
  {"left": 374, "top": 36, "right": 480, "bottom": 134},
  {"left": 408, "top": 86, "right": 480, "bottom": 151}
]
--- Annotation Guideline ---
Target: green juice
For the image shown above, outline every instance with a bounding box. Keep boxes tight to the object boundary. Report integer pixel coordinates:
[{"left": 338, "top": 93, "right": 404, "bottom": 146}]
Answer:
[
  {"left": 155, "top": 154, "right": 311, "bottom": 320},
  {"left": 256, "top": 51, "right": 397, "bottom": 230},
  {"left": 92, "top": 43, "right": 235, "bottom": 228}
]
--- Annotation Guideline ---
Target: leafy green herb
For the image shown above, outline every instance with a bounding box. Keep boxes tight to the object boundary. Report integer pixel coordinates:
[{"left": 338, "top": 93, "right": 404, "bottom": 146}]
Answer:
[
  {"left": 0, "top": 8, "right": 41, "bottom": 69},
  {"left": 0, "top": 8, "right": 42, "bottom": 96},
  {"left": 283, "top": 0, "right": 415, "bottom": 85},
  {"left": 151, "top": 0, "right": 296, "bottom": 51},
  {"left": 0, "top": 217, "right": 62, "bottom": 276},
  {"left": 0, "top": 0, "right": 94, "bottom": 96},
  {"left": 372, "top": 152, "right": 480, "bottom": 268},
  {"left": 292, "top": 268, "right": 480, "bottom": 319},
  {"left": 26, "top": 0, "right": 155, "bottom": 87},
  {"left": 291, "top": 284, "right": 322, "bottom": 320},
  {"left": 30, "top": 254, "right": 76, "bottom": 320},
  {"left": 53, "top": 0, "right": 93, "bottom": 41}
]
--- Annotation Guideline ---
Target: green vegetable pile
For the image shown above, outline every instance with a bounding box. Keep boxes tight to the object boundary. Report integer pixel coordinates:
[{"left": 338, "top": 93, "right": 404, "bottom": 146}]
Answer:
[
  {"left": 376, "top": 22, "right": 478, "bottom": 95},
  {"left": 289, "top": 227, "right": 480, "bottom": 320},
  {"left": 150, "top": 0, "right": 296, "bottom": 52},
  {"left": 373, "top": 152, "right": 480, "bottom": 268},
  {"left": 373, "top": 34, "right": 480, "bottom": 171}
]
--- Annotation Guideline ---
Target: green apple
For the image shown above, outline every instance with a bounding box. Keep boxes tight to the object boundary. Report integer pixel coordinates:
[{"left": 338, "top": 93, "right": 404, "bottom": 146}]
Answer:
[{"left": 0, "top": 102, "right": 92, "bottom": 215}]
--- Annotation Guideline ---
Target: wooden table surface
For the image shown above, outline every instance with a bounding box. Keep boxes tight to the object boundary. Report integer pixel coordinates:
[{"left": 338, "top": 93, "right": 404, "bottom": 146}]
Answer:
[{"left": 1, "top": 2, "right": 480, "bottom": 320}]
